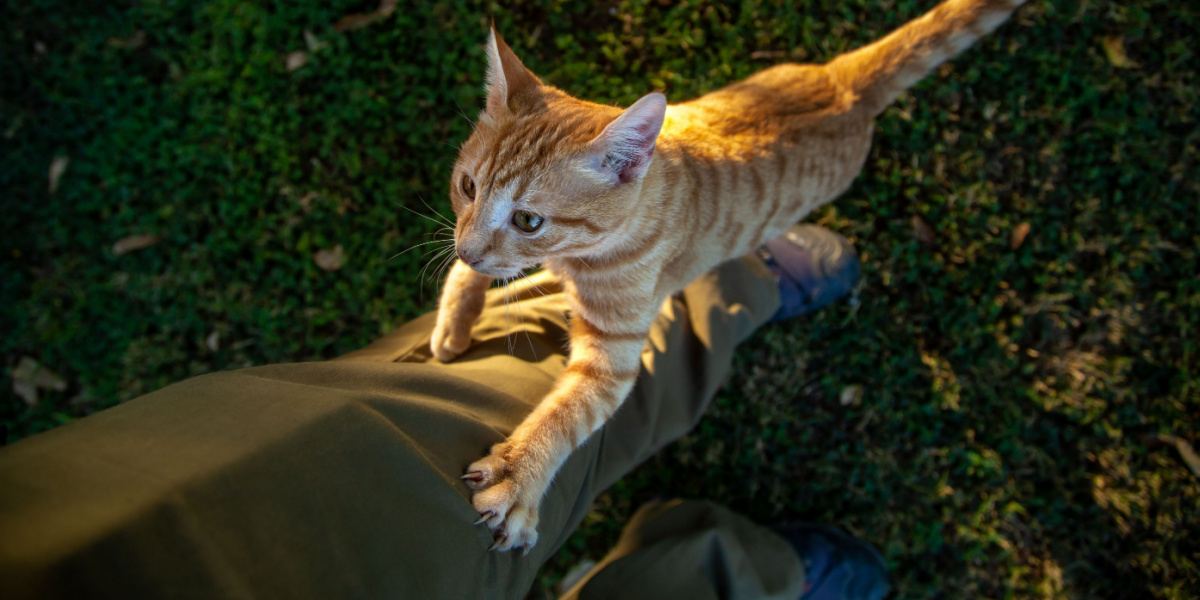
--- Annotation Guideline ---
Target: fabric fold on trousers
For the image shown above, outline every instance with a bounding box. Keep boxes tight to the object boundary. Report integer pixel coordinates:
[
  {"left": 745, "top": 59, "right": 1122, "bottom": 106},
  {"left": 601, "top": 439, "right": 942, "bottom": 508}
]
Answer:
[{"left": 0, "top": 257, "right": 784, "bottom": 599}]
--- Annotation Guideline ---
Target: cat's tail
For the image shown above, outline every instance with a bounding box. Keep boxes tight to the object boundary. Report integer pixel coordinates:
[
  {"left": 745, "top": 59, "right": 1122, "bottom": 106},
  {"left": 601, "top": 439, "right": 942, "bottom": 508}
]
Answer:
[{"left": 827, "top": 0, "right": 1027, "bottom": 116}]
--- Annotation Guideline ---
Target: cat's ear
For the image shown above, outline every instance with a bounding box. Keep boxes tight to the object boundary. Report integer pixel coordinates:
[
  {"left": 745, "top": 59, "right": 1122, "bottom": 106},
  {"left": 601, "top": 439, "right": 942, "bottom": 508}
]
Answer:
[
  {"left": 485, "top": 27, "right": 541, "bottom": 115},
  {"left": 588, "top": 92, "right": 667, "bottom": 185}
]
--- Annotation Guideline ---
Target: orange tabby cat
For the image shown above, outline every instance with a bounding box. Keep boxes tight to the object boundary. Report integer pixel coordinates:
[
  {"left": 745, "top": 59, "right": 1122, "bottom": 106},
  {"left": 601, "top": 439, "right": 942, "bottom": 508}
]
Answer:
[{"left": 432, "top": 0, "right": 1027, "bottom": 552}]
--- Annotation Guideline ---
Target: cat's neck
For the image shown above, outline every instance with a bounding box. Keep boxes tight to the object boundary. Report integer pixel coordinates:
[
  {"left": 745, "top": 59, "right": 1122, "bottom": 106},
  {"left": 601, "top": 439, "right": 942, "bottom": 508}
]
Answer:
[{"left": 549, "top": 145, "right": 684, "bottom": 283}]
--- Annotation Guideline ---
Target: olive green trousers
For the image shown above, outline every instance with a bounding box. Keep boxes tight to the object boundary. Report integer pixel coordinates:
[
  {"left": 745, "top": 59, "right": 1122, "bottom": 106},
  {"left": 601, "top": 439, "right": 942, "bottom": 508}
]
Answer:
[{"left": 0, "top": 257, "right": 805, "bottom": 599}]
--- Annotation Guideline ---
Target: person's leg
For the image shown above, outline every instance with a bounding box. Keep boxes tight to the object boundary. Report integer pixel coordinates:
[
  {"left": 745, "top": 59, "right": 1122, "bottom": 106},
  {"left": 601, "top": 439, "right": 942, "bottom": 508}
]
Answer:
[
  {"left": 560, "top": 499, "right": 806, "bottom": 600},
  {"left": 558, "top": 498, "right": 892, "bottom": 600},
  {"left": 342, "top": 255, "right": 785, "bottom": 587},
  {"left": 0, "top": 255, "right": 778, "bottom": 599}
]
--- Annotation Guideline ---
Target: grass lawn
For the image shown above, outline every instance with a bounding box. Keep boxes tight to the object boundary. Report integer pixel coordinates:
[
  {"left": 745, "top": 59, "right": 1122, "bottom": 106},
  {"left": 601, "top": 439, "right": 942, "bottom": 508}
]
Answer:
[{"left": 3, "top": 0, "right": 1197, "bottom": 596}]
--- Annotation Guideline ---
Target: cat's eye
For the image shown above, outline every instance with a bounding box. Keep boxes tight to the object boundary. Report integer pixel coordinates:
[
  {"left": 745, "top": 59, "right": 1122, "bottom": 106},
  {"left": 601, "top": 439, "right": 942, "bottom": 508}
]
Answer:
[
  {"left": 460, "top": 174, "right": 476, "bottom": 201},
  {"left": 511, "top": 210, "right": 544, "bottom": 233}
]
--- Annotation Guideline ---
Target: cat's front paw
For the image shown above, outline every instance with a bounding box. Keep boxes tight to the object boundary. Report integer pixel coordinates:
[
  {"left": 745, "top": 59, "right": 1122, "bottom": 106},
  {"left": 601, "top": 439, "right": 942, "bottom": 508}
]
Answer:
[
  {"left": 430, "top": 321, "right": 471, "bottom": 362},
  {"left": 462, "top": 445, "right": 540, "bottom": 553}
]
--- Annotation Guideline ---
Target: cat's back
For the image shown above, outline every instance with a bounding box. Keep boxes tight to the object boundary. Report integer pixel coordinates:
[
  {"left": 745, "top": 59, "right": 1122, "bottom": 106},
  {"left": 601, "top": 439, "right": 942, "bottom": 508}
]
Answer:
[{"left": 666, "top": 63, "right": 856, "bottom": 143}]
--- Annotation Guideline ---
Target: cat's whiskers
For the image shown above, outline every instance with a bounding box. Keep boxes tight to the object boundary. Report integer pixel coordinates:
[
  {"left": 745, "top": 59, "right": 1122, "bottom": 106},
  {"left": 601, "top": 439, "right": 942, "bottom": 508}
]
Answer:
[
  {"left": 428, "top": 246, "right": 461, "bottom": 308},
  {"left": 571, "top": 254, "right": 596, "bottom": 272},
  {"left": 388, "top": 237, "right": 454, "bottom": 262},
  {"left": 494, "top": 274, "right": 516, "bottom": 356},
  {"left": 413, "top": 193, "right": 456, "bottom": 228},
  {"left": 450, "top": 96, "right": 477, "bottom": 128},
  {"left": 507, "top": 274, "right": 525, "bottom": 358},
  {"left": 433, "top": 244, "right": 462, "bottom": 296},
  {"left": 397, "top": 202, "right": 455, "bottom": 231},
  {"left": 506, "top": 277, "right": 517, "bottom": 357},
  {"left": 508, "top": 268, "right": 537, "bottom": 357},
  {"left": 420, "top": 245, "right": 456, "bottom": 287},
  {"left": 517, "top": 275, "right": 548, "bottom": 361},
  {"left": 488, "top": 270, "right": 540, "bottom": 360},
  {"left": 417, "top": 245, "right": 454, "bottom": 300},
  {"left": 422, "top": 242, "right": 458, "bottom": 284},
  {"left": 432, "top": 248, "right": 458, "bottom": 284}
]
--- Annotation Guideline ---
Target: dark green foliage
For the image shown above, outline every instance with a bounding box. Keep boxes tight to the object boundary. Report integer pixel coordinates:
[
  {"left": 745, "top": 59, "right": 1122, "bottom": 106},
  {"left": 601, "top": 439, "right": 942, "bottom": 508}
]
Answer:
[{"left": 2, "top": 0, "right": 1197, "bottom": 596}]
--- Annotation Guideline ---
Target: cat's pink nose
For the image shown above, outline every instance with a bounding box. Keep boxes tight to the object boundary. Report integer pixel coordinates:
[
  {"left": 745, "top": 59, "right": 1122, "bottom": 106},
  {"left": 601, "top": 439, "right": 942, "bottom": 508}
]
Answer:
[{"left": 457, "top": 248, "right": 482, "bottom": 267}]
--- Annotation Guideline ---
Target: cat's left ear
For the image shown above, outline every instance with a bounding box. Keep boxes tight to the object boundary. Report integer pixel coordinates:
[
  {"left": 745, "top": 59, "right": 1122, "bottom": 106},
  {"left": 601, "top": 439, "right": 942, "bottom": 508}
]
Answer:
[
  {"left": 588, "top": 92, "right": 667, "bottom": 185},
  {"left": 485, "top": 27, "right": 541, "bottom": 115}
]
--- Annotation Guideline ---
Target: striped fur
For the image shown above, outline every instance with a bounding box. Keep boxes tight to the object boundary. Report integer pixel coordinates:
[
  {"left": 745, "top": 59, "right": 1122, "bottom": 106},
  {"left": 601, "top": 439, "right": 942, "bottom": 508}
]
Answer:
[{"left": 433, "top": 0, "right": 1027, "bottom": 552}]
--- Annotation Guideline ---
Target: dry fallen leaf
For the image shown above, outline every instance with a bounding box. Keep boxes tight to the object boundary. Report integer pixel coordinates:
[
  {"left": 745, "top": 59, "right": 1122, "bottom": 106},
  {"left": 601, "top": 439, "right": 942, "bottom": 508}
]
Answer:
[
  {"left": 297, "top": 191, "right": 317, "bottom": 212},
  {"left": 1151, "top": 434, "right": 1200, "bottom": 479},
  {"left": 1101, "top": 36, "right": 1138, "bottom": 69},
  {"left": 48, "top": 155, "right": 69, "bottom": 195},
  {"left": 303, "top": 30, "right": 328, "bottom": 52},
  {"left": 334, "top": 0, "right": 397, "bottom": 32},
  {"left": 112, "top": 234, "right": 162, "bottom": 256},
  {"left": 1011, "top": 221, "right": 1032, "bottom": 250},
  {"left": 107, "top": 30, "right": 146, "bottom": 50},
  {"left": 749, "top": 50, "right": 787, "bottom": 60},
  {"left": 314, "top": 245, "right": 346, "bottom": 271},
  {"left": 11, "top": 357, "right": 67, "bottom": 407},
  {"left": 285, "top": 51, "right": 308, "bottom": 71},
  {"left": 839, "top": 384, "right": 863, "bottom": 406},
  {"left": 910, "top": 215, "right": 936, "bottom": 245}
]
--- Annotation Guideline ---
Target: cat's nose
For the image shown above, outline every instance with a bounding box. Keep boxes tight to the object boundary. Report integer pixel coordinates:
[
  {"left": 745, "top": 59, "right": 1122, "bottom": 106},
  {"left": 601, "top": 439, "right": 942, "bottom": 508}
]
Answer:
[{"left": 457, "top": 248, "right": 482, "bottom": 267}]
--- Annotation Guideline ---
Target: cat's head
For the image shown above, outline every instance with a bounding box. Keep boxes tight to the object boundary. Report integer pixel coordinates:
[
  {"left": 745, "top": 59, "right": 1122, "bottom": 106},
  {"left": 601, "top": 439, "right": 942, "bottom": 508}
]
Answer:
[{"left": 448, "top": 29, "right": 667, "bottom": 278}]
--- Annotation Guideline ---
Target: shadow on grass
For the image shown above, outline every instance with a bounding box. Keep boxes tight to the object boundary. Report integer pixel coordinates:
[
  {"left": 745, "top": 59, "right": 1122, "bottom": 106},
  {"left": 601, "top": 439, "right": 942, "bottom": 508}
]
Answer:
[{"left": 541, "top": 285, "right": 1194, "bottom": 597}]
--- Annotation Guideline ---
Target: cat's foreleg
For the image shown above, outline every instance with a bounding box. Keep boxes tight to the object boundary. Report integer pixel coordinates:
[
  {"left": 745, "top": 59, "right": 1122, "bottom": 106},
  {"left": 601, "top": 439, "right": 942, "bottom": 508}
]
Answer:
[
  {"left": 430, "top": 259, "right": 493, "bottom": 362},
  {"left": 463, "top": 305, "right": 651, "bottom": 552}
]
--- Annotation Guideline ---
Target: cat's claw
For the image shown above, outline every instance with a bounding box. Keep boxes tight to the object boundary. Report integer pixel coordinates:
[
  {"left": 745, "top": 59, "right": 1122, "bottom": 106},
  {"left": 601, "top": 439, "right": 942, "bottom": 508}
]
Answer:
[
  {"left": 466, "top": 447, "right": 541, "bottom": 553},
  {"left": 462, "top": 446, "right": 507, "bottom": 489},
  {"left": 481, "top": 505, "right": 538, "bottom": 553}
]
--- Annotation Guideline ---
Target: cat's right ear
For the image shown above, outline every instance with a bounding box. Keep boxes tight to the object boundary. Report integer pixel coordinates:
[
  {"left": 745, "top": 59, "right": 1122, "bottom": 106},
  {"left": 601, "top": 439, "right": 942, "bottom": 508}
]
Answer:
[
  {"left": 485, "top": 27, "right": 541, "bottom": 115},
  {"left": 586, "top": 92, "right": 667, "bottom": 185}
]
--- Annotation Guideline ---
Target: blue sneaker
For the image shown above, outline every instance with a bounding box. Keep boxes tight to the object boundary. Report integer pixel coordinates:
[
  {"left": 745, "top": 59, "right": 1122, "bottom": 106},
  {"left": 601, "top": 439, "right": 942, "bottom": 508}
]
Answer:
[
  {"left": 758, "top": 224, "right": 861, "bottom": 322},
  {"left": 775, "top": 523, "right": 890, "bottom": 600}
]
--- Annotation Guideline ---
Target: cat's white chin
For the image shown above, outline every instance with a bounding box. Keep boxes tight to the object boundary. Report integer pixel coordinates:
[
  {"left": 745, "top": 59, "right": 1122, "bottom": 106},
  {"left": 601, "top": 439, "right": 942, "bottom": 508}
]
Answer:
[{"left": 470, "top": 264, "right": 523, "bottom": 280}]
